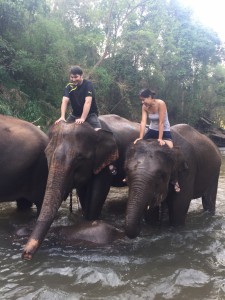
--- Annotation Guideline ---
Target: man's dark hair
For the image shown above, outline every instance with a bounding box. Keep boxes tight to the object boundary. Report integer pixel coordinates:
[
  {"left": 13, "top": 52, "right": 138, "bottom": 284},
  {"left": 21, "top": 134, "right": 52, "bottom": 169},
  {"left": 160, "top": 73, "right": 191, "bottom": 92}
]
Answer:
[{"left": 70, "top": 66, "right": 83, "bottom": 76}]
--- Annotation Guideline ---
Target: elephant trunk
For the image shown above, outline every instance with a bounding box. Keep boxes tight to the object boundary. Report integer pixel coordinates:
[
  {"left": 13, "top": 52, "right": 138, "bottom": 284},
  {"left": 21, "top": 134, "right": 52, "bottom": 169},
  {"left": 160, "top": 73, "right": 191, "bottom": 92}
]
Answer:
[
  {"left": 125, "top": 177, "right": 150, "bottom": 239},
  {"left": 22, "top": 165, "right": 69, "bottom": 260}
]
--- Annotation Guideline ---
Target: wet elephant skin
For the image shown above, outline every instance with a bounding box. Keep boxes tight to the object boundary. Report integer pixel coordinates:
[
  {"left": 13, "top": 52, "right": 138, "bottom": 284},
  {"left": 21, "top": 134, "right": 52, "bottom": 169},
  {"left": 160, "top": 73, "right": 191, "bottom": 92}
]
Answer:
[
  {"left": 22, "top": 114, "right": 140, "bottom": 259},
  {"left": 125, "top": 124, "right": 222, "bottom": 238},
  {"left": 0, "top": 114, "right": 48, "bottom": 212}
]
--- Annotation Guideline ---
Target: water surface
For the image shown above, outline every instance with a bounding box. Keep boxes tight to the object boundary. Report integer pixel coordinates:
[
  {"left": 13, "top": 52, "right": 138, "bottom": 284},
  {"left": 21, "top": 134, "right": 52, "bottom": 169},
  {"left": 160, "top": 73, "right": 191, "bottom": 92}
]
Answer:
[{"left": 0, "top": 152, "right": 225, "bottom": 299}]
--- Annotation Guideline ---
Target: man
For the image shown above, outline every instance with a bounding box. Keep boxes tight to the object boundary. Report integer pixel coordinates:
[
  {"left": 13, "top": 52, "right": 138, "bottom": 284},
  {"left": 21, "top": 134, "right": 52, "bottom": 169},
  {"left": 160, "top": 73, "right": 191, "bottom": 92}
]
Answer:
[
  {"left": 55, "top": 65, "right": 101, "bottom": 129},
  {"left": 55, "top": 65, "right": 117, "bottom": 175}
]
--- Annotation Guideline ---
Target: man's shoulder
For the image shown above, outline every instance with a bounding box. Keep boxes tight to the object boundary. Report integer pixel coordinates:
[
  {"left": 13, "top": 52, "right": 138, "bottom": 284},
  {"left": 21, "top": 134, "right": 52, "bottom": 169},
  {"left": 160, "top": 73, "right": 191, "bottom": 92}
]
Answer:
[
  {"left": 82, "top": 80, "right": 94, "bottom": 97},
  {"left": 83, "top": 79, "right": 93, "bottom": 86},
  {"left": 82, "top": 79, "right": 94, "bottom": 91}
]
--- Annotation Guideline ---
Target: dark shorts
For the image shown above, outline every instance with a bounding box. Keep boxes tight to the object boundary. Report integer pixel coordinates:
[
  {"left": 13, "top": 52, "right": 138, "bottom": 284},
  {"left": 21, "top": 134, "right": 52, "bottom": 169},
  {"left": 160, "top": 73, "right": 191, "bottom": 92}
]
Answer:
[
  {"left": 143, "top": 129, "right": 173, "bottom": 141},
  {"left": 67, "top": 113, "right": 102, "bottom": 129}
]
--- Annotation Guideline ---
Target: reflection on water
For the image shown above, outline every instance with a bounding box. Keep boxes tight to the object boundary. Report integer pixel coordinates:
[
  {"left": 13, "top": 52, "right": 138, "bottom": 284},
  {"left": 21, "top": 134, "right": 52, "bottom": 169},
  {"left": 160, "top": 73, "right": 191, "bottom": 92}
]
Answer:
[{"left": 0, "top": 153, "right": 225, "bottom": 299}]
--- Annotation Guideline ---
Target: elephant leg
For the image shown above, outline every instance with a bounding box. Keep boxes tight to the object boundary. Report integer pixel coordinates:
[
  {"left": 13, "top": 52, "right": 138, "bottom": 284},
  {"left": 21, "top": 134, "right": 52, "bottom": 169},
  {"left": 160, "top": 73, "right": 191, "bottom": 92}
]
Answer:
[
  {"left": 35, "top": 203, "right": 42, "bottom": 216},
  {"left": 89, "top": 168, "right": 112, "bottom": 220},
  {"left": 84, "top": 168, "right": 112, "bottom": 220},
  {"left": 144, "top": 205, "right": 160, "bottom": 225},
  {"left": 144, "top": 201, "right": 169, "bottom": 226},
  {"left": 76, "top": 187, "right": 88, "bottom": 213},
  {"left": 202, "top": 173, "right": 219, "bottom": 214},
  {"left": 167, "top": 192, "right": 191, "bottom": 226},
  {"left": 16, "top": 198, "right": 33, "bottom": 211},
  {"left": 160, "top": 201, "right": 169, "bottom": 224}
]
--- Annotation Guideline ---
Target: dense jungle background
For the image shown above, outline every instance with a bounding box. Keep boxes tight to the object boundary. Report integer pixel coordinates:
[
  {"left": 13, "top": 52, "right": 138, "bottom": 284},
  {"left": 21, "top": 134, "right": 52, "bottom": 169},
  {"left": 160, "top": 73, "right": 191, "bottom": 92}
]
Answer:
[{"left": 1, "top": 0, "right": 225, "bottom": 131}]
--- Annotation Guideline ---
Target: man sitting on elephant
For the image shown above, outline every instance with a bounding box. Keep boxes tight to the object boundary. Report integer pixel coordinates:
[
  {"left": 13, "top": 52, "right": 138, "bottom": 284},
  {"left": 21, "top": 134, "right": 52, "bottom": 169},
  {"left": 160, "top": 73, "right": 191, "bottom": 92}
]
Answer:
[
  {"left": 54, "top": 65, "right": 116, "bottom": 174},
  {"left": 55, "top": 65, "right": 101, "bottom": 129}
]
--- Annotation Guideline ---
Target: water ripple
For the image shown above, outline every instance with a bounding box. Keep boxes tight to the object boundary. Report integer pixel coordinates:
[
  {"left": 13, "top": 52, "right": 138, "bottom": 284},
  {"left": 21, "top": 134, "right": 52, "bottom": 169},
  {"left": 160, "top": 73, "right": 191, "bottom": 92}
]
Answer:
[{"left": 75, "top": 266, "right": 125, "bottom": 287}]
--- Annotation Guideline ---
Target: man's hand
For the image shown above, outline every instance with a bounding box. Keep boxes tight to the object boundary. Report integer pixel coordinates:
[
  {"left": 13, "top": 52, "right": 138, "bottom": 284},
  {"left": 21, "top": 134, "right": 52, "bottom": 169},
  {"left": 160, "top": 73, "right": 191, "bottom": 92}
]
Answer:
[
  {"left": 55, "top": 117, "right": 66, "bottom": 124},
  {"left": 75, "top": 118, "right": 85, "bottom": 124}
]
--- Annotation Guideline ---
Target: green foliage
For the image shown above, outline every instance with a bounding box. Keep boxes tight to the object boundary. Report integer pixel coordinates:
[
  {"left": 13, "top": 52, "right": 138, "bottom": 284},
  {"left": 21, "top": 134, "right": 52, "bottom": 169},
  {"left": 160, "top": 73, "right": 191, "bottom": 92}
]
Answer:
[
  {"left": 0, "top": 101, "right": 12, "bottom": 116},
  {"left": 90, "top": 67, "right": 112, "bottom": 113},
  {"left": 0, "top": 0, "right": 225, "bottom": 128}
]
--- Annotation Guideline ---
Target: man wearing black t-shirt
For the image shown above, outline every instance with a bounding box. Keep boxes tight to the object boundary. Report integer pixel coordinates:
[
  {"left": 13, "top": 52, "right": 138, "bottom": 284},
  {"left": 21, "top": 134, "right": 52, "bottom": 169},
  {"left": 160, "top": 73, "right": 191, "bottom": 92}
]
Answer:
[
  {"left": 55, "top": 66, "right": 101, "bottom": 129},
  {"left": 55, "top": 66, "right": 117, "bottom": 175}
]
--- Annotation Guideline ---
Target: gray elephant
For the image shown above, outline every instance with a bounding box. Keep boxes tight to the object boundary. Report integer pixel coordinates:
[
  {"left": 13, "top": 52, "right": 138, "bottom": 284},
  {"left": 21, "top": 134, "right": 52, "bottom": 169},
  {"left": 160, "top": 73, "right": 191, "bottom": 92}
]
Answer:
[
  {"left": 124, "top": 124, "right": 221, "bottom": 238},
  {"left": 55, "top": 220, "right": 124, "bottom": 244},
  {"left": 16, "top": 220, "right": 124, "bottom": 245},
  {"left": 22, "top": 114, "right": 140, "bottom": 259},
  {"left": 0, "top": 114, "right": 48, "bottom": 212}
]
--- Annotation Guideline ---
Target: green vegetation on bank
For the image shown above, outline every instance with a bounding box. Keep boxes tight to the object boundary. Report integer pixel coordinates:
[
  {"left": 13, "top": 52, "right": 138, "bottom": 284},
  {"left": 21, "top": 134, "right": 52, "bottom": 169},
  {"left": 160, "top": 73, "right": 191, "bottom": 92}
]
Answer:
[{"left": 1, "top": 0, "right": 225, "bottom": 131}]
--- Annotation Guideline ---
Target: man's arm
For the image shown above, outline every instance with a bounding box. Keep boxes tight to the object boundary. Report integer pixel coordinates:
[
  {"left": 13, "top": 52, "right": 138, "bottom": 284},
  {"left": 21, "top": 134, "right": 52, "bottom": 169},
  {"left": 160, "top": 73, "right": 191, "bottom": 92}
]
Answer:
[{"left": 75, "top": 96, "right": 92, "bottom": 124}]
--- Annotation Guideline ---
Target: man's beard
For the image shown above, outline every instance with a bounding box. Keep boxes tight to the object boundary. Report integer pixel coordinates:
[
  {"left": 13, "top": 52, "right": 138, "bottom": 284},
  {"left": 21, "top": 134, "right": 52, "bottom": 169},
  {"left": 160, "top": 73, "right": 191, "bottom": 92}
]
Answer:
[{"left": 72, "top": 80, "right": 83, "bottom": 86}]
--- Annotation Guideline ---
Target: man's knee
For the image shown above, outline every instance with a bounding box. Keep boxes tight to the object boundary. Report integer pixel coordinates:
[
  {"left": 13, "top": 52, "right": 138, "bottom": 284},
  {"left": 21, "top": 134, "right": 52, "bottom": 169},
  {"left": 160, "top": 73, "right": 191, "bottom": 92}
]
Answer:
[
  {"left": 86, "top": 114, "right": 102, "bottom": 129},
  {"left": 66, "top": 114, "right": 76, "bottom": 123}
]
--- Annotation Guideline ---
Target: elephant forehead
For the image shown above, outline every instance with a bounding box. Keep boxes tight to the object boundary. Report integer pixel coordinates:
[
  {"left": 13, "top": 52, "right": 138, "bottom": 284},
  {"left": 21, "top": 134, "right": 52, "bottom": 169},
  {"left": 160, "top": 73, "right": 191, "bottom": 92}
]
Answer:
[
  {"left": 126, "top": 155, "right": 149, "bottom": 169},
  {"left": 47, "top": 126, "right": 97, "bottom": 149},
  {"left": 126, "top": 148, "right": 174, "bottom": 171},
  {"left": 49, "top": 122, "right": 95, "bottom": 136}
]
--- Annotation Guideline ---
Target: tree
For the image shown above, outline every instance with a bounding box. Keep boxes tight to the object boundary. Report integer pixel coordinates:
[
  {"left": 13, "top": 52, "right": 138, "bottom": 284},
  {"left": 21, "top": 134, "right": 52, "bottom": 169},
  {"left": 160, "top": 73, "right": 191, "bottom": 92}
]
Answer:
[{"left": 0, "top": 0, "right": 225, "bottom": 128}]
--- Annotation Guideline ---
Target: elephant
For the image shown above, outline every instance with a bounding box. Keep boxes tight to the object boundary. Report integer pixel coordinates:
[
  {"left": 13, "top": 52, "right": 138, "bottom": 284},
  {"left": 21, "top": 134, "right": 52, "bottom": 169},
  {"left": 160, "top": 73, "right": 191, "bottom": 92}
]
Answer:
[
  {"left": 55, "top": 220, "right": 124, "bottom": 244},
  {"left": 22, "top": 114, "right": 140, "bottom": 259},
  {"left": 16, "top": 220, "right": 124, "bottom": 245},
  {"left": 0, "top": 114, "right": 48, "bottom": 212},
  {"left": 124, "top": 124, "right": 222, "bottom": 238}
]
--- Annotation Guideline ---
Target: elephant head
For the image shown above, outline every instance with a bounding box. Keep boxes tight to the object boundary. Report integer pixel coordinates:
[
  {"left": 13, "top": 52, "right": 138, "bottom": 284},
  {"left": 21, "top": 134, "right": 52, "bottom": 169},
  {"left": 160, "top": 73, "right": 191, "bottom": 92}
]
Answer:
[
  {"left": 124, "top": 139, "right": 186, "bottom": 238},
  {"left": 22, "top": 121, "right": 118, "bottom": 259}
]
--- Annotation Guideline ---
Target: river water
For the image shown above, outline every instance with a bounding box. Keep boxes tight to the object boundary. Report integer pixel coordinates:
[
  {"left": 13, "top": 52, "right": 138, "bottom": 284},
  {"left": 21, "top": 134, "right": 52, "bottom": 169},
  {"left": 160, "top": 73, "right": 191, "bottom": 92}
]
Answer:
[{"left": 0, "top": 150, "right": 225, "bottom": 300}]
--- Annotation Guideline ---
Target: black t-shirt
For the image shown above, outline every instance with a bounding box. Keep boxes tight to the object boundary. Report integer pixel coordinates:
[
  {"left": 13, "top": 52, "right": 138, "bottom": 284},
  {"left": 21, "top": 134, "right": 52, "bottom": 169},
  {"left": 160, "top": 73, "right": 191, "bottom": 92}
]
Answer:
[{"left": 64, "top": 79, "right": 99, "bottom": 116}]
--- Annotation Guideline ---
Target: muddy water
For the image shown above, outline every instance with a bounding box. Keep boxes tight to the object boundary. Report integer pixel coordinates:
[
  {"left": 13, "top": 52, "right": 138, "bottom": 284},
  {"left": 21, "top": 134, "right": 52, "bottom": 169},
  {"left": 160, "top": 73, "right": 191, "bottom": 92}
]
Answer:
[{"left": 0, "top": 151, "right": 225, "bottom": 300}]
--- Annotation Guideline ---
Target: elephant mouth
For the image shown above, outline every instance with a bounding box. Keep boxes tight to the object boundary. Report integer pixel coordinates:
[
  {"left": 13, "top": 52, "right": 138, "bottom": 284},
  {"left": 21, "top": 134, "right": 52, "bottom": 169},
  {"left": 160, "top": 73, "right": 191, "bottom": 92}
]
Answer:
[{"left": 152, "top": 193, "right": 166, "bottom": 206}]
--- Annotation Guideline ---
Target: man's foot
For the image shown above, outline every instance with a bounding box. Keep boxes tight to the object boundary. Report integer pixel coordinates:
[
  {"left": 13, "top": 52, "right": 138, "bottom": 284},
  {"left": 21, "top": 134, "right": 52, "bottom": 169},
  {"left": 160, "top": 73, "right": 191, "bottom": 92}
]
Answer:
[
  {"left": 109, "top": 165, "right": 117, "bottom": 175},
  {"left": 174, "top": 182, "right": 180, "bottom": 193}
]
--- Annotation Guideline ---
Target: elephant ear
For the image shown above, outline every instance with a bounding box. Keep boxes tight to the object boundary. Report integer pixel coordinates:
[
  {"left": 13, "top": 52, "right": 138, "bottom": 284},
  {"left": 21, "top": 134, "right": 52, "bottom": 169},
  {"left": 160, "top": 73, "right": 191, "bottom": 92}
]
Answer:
[
  {"left": 93, "top": 130, "right": 119, "bottom": 174},
  {"left": 170, "top": 146, "right": 188, "bottom": 183}
]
